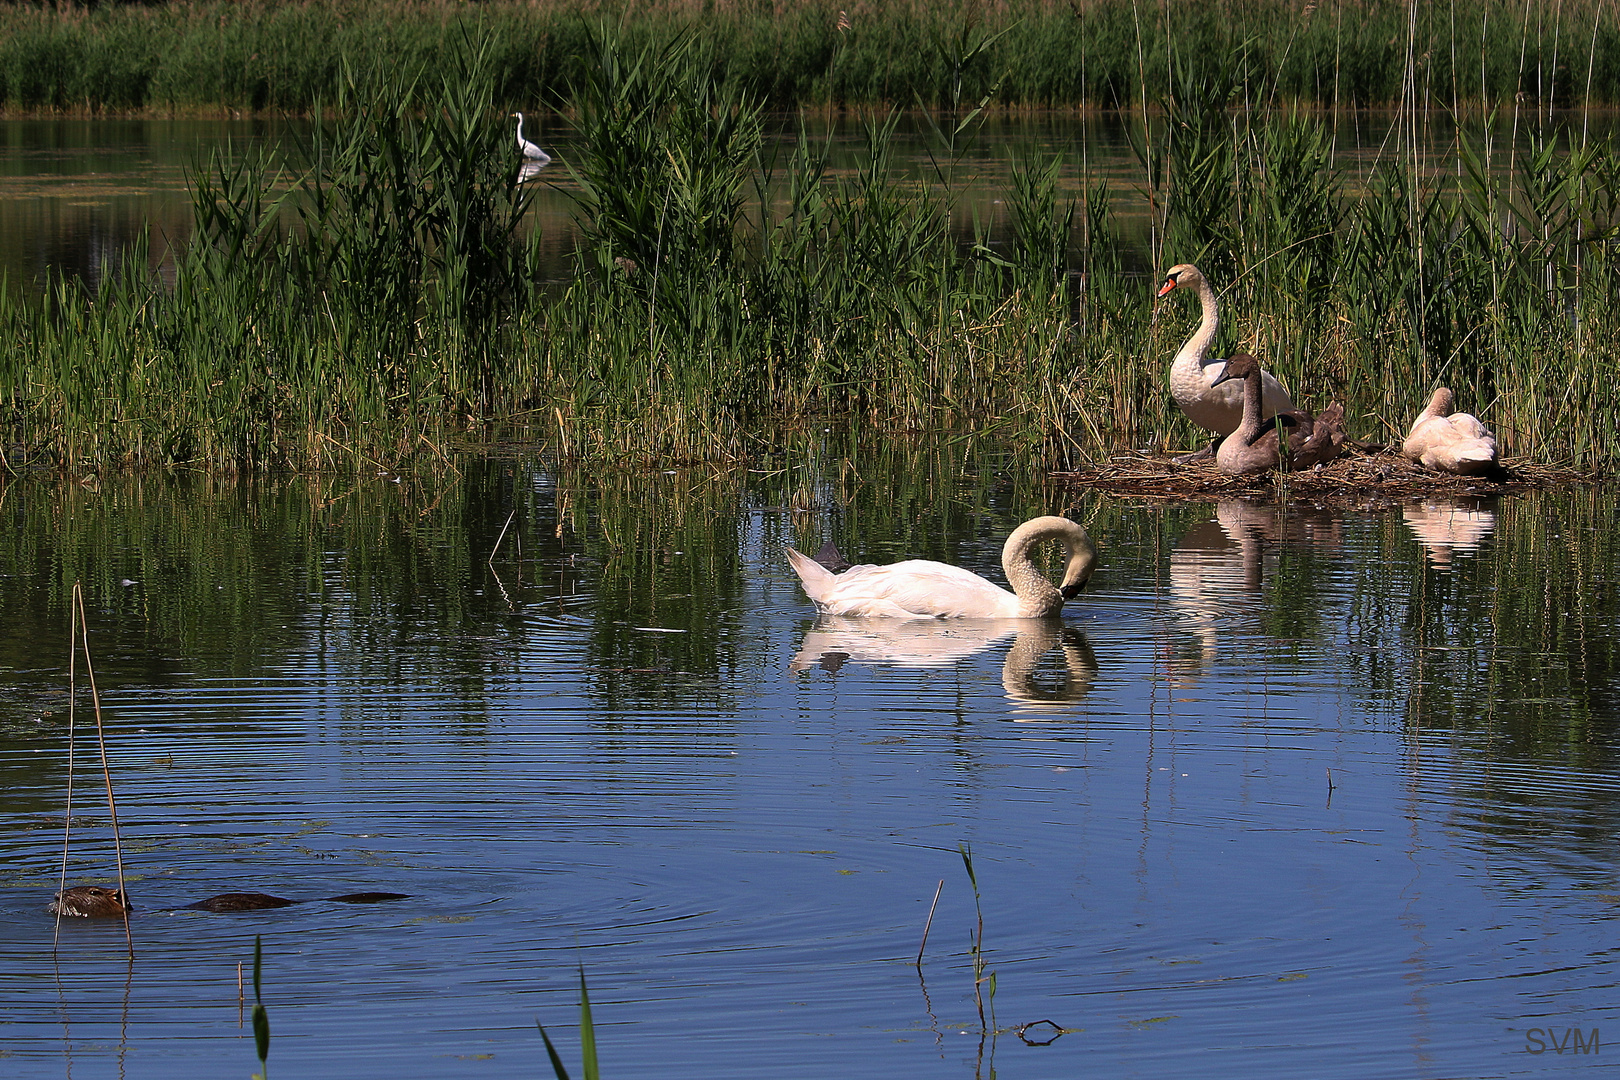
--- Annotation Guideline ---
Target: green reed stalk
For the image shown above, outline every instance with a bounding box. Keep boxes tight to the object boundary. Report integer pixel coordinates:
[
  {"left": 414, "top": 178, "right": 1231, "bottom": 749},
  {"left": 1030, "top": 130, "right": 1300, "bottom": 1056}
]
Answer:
[
  {"left": 251, "top": 936, "right": 271, "bottom": 1080},
  {"left": 537, "top": 966, "right": 601, "bottom": 1080}
]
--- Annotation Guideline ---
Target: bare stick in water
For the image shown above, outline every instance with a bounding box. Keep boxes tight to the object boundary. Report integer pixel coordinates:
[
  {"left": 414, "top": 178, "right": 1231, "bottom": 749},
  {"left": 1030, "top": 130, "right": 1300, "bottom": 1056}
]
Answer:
[{"left": 915, "top": 878, "right": 945, "bottom": 966}]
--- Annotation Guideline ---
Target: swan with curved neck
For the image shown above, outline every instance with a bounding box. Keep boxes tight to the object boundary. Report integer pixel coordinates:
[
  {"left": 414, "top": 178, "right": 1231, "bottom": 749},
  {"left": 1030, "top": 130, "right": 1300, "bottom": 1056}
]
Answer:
[
  {"left": 785, "top": 516, "right": 1097, "bottom": 619},
  {"left": 1402, "top": 387, "right": 1498, "bottom": 474},
  {"left": 1157, "top": 263, "right": 1295, "bottom": 435},
  {"left": 511, "top": 112, "right": 552, "bottom": 167},
  {"left": 1208, "top": 352, "right": 1345, "bottom": 475}
]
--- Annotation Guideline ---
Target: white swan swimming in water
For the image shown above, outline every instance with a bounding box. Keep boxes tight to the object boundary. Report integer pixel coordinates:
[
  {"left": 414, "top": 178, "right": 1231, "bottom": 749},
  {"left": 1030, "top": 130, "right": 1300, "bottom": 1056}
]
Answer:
[
  {"left": 785, "top": 516, "right": 1097, "bottom": 619},
  {"left": 1157, "top": 262, "right": 1295, "bottom": 436},
  {"left": 511, "top": 112, "right": 552, "bottom": 167}
]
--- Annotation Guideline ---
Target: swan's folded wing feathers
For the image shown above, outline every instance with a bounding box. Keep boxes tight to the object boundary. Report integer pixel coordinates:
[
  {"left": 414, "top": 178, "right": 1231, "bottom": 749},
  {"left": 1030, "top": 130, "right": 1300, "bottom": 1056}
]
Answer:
[{"left": 813, "top": 560, "right": 1015, "bottom": 619}]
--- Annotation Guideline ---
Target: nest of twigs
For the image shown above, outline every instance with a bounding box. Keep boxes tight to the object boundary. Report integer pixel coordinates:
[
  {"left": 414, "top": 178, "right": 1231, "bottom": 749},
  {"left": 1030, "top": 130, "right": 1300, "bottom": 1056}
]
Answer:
[{"left": 1049, "top": 444, "right": 1597, "bottom": 503}]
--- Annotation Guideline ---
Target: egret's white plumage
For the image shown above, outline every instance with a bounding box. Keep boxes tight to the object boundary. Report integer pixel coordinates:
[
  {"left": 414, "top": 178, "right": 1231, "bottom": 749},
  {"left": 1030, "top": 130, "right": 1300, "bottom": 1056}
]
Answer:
[
  {"left": 1402, "top": 387, "right": 1499, "bottom": 474},
  {"left": 785, "top": 516, "right": 1097, "bottom": 619},
  {"left": 1157, "top": 263, "right": 1295, "bottom": 435},
  {"left": 511, "top": 112, "right": 552, "bottom": 167}
]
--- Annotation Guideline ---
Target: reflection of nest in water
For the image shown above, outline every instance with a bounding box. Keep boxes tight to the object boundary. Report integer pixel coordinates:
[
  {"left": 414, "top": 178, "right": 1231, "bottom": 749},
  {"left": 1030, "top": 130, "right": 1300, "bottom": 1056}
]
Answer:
[{"left": 1050, "top": 447, "right": 1593, "bottom": 502}]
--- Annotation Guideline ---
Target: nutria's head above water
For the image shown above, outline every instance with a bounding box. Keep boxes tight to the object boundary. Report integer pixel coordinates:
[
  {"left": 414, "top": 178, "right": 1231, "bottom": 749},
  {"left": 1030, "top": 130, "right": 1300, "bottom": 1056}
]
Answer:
[{"left": 49, "top": 885, "right": 132, "bottom": 919}]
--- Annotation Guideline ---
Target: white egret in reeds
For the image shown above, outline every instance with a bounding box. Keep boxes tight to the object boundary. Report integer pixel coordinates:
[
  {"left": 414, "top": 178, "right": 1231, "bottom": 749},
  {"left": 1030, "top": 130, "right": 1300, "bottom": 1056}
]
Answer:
[
  {"left": 511, "top": 112, "right": 552, "bottom": 168},
  {"left": 785, "top": 517, "right": 1096, "bottom": 619}
]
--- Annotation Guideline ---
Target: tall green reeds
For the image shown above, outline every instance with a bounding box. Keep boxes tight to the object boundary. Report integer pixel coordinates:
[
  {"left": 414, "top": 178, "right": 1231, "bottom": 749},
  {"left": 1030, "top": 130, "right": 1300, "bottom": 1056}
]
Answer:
[
  {"left": 3, "top": 1, "right": 1620, "bottom": 115},
  {"left": 3, "top": 23, "right": 1619, "bottom": 472}
]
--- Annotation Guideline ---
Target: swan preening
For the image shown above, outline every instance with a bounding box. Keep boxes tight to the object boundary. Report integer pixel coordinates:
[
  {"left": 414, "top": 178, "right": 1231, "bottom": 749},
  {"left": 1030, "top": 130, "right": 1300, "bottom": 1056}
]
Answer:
[
  {"left": 1403, "top": 387, "right": 1499, "bottom": 474},
  {"left": 511, "top": 112, "right": 552, "bottom": 168},
  {"left": 785, "top": 516, "right": 1097, "bottom": 619},
  {"left": 1156, "top": 263, "right": 1295, "bottom": 436},
  {"left": 1209, "top": 352, "right": 1346, "bottom": 475}
]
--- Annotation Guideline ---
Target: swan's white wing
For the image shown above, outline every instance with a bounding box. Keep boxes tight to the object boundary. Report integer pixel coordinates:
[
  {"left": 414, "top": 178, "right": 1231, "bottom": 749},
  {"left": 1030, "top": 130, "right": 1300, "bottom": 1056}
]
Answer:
[
  {"left": 811, "top": 560, "right": 1018, "bottom": 619},
  {"left": 1177, "top": 357, "right": 1296, "bottom": 434},
  {"left": 1405, "top": 415, "right": 1497, "bottom": 472}
]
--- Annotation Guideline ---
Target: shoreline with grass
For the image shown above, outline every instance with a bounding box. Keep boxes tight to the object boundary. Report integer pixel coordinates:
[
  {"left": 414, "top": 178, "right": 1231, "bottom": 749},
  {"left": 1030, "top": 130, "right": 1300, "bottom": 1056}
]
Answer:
[
  {"left": 3, "top": 0, "right": 1620, "bottom": 116},
  {"left": 2, "top": 22, "right": 1617, "bottom": 476}
]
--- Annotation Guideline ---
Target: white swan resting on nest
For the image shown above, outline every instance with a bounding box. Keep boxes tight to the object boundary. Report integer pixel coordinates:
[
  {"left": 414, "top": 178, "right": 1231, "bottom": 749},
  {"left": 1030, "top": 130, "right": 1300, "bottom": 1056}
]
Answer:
[
  {"left": 785, "top": 516, "right": 1097, "bottom": 619},
  {"left": 1402, "top": 387, "right": 1499, "bottom": 475}
]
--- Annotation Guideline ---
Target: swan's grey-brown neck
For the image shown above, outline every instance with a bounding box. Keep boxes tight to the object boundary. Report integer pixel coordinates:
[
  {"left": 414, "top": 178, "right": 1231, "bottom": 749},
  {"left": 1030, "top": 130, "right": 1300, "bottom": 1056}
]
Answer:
[
  {"left": 785, "top": 515, "right": 1097, "bottom": 619},
  {"left": 1208, "top": 353, "right": 1346, "bottom": 475},
  {"left": 1157, "top": 262, "right": 1296, "bottom": 435}
]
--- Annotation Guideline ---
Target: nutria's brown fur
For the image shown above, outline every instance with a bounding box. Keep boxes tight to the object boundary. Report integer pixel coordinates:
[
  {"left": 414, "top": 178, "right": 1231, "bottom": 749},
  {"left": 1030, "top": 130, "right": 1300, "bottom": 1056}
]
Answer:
[
  {"left": 49, "top": 884, "right": 409, "bottom": 917},
  {"left": 186, "top": 891, "right": 410, "bottom": 912},
  {"left": 48, "top": 885, "right": 131, "bottom": 918}
]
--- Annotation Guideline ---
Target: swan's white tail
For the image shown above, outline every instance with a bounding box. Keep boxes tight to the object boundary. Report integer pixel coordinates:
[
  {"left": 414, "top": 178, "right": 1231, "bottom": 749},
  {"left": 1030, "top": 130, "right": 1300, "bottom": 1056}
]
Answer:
[{"left": 785, "top": 546, "right": 835, "bottom": 602}]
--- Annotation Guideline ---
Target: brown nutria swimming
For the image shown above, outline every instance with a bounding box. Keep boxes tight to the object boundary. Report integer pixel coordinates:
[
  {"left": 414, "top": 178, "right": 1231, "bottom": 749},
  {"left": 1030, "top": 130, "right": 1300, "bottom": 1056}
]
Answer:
[
  {"left": 49, "top": 885, "right": 409, "bottom": 917},
  {"left": 48, "top": 885, "right": 131, "bottom": 918},
  {"left": 186, "top": 891, "right": 410, "bottom": 912}
]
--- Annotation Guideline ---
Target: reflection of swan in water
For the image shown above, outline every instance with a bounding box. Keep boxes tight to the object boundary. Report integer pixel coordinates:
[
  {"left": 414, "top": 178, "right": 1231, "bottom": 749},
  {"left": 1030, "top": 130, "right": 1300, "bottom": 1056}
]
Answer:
[
  {"left": 1166, "top": 500, "right": 1344, "bottom": 675},
  {"left": 790, "top": 616, "right": 1096, "bottom": 705},
  {"left": 1403, "top": 498, "right": 1497, "bottom": 566}
]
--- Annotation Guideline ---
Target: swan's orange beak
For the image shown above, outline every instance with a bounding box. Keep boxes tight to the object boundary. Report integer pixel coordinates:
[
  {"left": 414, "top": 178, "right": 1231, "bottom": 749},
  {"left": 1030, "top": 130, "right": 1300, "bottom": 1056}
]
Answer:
[{"left": 1156, "top": 277, "right": 1178, "bottom": 298}]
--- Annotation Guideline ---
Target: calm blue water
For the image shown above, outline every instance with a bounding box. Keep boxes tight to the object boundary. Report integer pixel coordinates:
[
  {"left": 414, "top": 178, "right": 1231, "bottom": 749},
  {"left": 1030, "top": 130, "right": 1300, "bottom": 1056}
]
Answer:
[{"left": 1, "top": 466, "right": 1616, "bottom": 1078}]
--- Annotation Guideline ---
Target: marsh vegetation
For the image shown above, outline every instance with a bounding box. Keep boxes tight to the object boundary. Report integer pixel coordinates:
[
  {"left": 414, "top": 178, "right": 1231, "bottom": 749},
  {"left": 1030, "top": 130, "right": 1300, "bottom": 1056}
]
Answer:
[
  {"left": 1, "top": 17, "right": 1617, "bottom": 472},
  {"left": 4, "top": 0, "right": 1620, "bottom": 115}
]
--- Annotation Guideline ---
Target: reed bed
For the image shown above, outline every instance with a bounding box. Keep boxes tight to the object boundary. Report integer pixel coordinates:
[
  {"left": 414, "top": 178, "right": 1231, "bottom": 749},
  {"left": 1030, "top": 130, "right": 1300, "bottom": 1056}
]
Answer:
[
  {"left": 2, "top": 26, "right": 1618, "bottom": 473},
  {"left": 3, "top": 0, "right": 1620, "bottom": 115}
]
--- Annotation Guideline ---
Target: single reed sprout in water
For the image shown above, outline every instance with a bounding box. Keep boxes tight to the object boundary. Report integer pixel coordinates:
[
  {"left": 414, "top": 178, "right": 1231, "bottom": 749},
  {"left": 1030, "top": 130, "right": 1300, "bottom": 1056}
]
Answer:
[
  {"left": 537, "top": 966, "right": 600, "bottom": 1080},
  {"left": 51, "top": 584, "right": 130, "bottom": 941},
  {"left": 251, "top": 935, "right": 271, "bottom": 1080}
]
